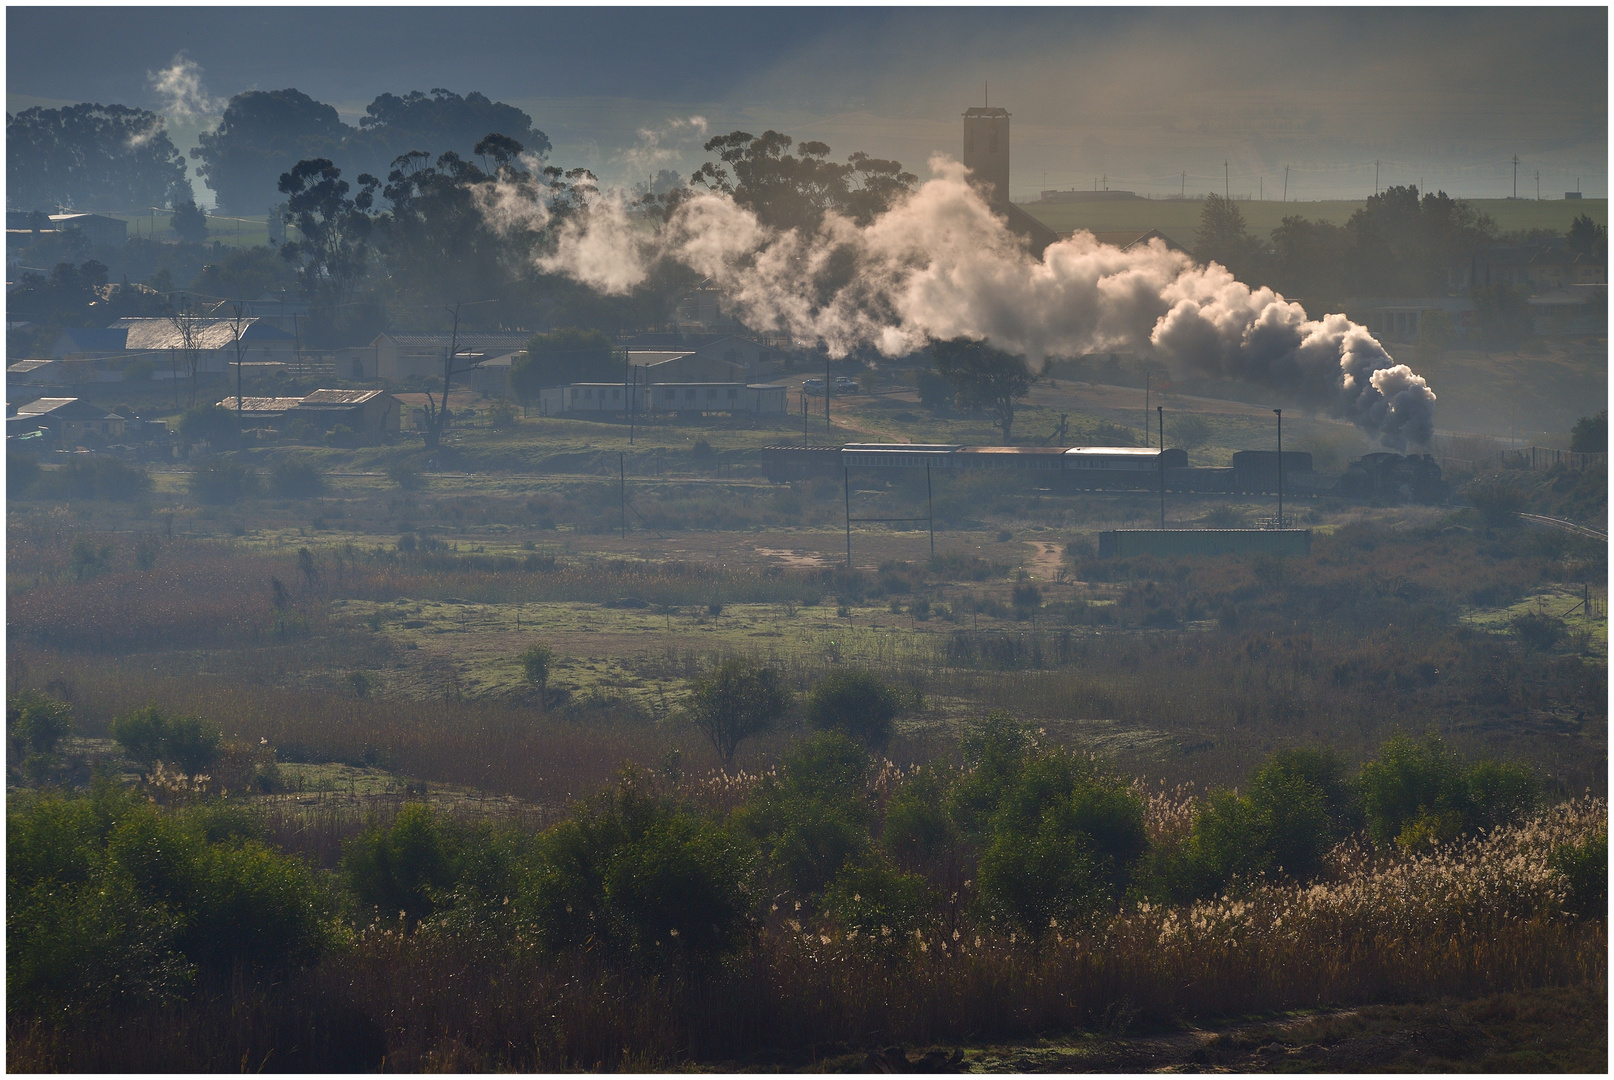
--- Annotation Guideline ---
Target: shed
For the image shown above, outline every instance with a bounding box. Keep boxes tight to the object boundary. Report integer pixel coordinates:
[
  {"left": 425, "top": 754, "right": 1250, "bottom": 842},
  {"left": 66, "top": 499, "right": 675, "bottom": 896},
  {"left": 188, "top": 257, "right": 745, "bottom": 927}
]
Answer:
[
  {"left": 289, "top": 389, "right": 400, "bottom": 441},
  {"left": 12, "top": 396, "right": 125, "bottom": 443}
]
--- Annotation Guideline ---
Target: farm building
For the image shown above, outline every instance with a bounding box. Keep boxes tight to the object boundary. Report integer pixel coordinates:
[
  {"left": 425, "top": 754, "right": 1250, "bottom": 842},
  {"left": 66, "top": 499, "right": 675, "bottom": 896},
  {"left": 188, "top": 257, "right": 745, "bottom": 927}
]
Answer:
[
  {"left": 367, "top": 331, "right": 535, "bottom": 381},
  {"left": 216, "top": 389, "right": 401, "bottom": 442},
  {"left": 8, "top": 397, "right": 125, "bottom": 445},
  {"left": 537, "top": 382, "right": 788, "bottom": 417}
]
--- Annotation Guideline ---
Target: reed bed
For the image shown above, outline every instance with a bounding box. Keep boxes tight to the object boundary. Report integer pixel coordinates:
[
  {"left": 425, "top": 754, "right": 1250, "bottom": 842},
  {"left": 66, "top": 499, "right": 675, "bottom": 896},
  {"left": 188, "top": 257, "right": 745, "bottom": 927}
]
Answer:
[{"left": 14, "top": 798, "right": 1603, "bottom": 1072}]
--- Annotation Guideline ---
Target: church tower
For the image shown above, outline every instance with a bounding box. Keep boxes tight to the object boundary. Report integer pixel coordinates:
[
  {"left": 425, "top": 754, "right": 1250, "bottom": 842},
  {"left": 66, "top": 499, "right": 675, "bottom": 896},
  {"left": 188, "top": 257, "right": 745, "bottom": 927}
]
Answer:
[{"left": 963, "top": 100, "right": 1011, "bottom": 206}]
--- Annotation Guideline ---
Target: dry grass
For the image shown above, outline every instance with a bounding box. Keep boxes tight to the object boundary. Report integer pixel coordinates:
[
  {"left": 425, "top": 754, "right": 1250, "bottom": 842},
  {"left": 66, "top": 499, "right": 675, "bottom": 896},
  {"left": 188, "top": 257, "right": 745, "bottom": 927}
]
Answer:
[{"left": 13, "top": 798, "right": 1603, "bottom": 1071}]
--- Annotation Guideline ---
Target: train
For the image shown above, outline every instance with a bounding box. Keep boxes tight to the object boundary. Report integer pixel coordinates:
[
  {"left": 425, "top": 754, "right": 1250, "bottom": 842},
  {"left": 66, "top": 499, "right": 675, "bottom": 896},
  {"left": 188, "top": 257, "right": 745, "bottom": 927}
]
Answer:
[{"left": 761, "top": 443, "right": 1447, "bottom": 502}]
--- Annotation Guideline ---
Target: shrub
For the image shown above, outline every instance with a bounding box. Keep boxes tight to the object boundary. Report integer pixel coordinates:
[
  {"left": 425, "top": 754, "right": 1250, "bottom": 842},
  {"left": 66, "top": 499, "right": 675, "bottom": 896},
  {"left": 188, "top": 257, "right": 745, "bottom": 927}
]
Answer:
[
  {"left": 821, "top": 857, "right": 938, "bottom": 940},
  {"left": 387, "top": 457, "right": 425, "bottom": 490},
  {"left": 684, "top": 658, "right": 791, "bottom": 768},
  {"left": 1466, "top": 480, "right": 1525, "bottom": 527},
  {"left": 267, "top": 459, "right": 326, "bottom": 498},
  {"left": 342, "top": 803, "right": 459, "bottom": 924},
  {"left": 1550, "top": 828, "right": 1607, "bottom": 918},
  {"left": 324, "top": 423, "right": 360, "bottom": 448},
  {"left": 734, "top": 732, "right": 872, "bottom": 897},
  {"left": 1570, "top": 409, "right": 1606, "bottom": 454},
  {"left": 947, "top": 712, "right": 1032, "bottom": 837},
  {"left": 487, "top": 401, "right": 518, "bottom": 428},
  {"left": 110, "top": 706, "right": 221, "bottom": 773},
  {"left": 881, "top": 768, "right": 959, "bottom": 871},
  {"left": 9, "top": 689, "right": 73, "bottom": 757},
  {"left": 188, "top": 460, "right": 258, "bottom": 505},
  {"left": 521, "top": 642, "right": 555, "bottom": 700},
  {"left": 1358, "top": 733, "right": 1539, "bottom": 850},
  {"left": 522, "top": 773, "right": 748, "bottom": 962},
  {"left": 8, "top": 784, "right": 328, "bottom": 1016},
  {"left": 42, "top": 457, "right": 152, "bottom": 501},
  {"left": 1511, "top": 611, "right": 1567, "bottom": 651},
  {"left": 803, "top": 670, "right": 901, "bottom": 749},
  {"left": 974, "top": 753, "right": 1147, "bottom": 934},
  {"left": 692, "top": 439, "right": 715, "bottom": 460},
  {"left": 8, "top": 452, "right": 40, "bottom": 497},
  {"left": 1011, "top": 582, "right": 1043, "bottom": 609},
  {"left": 178, "top": 405, "right": 240, "bottom": 449}
]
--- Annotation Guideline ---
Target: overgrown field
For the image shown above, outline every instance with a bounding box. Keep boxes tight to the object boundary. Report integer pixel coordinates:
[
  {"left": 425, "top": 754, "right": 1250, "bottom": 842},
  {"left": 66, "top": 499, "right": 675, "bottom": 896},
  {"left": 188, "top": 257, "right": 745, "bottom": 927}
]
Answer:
[{"left": 6, "top": 418, "right": 1607, "bottom": 1069}]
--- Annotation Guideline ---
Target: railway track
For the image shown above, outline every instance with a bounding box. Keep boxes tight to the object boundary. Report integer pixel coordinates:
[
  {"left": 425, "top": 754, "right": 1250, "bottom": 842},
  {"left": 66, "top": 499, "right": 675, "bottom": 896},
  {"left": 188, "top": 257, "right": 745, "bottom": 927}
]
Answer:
[{"left": 1519, "top": 513, "right": 1607, "bottom": 541}]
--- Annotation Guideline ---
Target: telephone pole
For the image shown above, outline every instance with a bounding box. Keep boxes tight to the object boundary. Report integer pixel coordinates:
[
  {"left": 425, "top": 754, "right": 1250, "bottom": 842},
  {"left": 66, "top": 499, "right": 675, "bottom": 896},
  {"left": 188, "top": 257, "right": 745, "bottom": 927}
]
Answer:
[
  {"left": 1512, "top": 154, "right": 1519, "bottom": 199},
  {"left": 1273, "top": 409, "right": 1284, "bottom": 530},
  {"left": 1157, "top": 406, "right": 1165, "bottom": 529},
  {"left": 1374, "top": 159, "right": 1380, "bottom": 196},
  {"left": 1224, "top": 159, "right": 1229, "bottom": 200},
  {"left": 1283, "top": 165, "right": 1289, "bottom": 202},
  {"left": 1181, "top": 169, "right": 1186, "bottom": 199},
  {"left": 1535, "top": 170, "right": 1540, "bottom": 201}
]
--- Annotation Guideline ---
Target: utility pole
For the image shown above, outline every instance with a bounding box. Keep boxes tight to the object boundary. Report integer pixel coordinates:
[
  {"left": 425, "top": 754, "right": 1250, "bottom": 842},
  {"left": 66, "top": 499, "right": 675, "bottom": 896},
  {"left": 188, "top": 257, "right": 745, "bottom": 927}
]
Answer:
[
  {"left": 1144, "top": 372, "right": 1150, "bottom": 446},
  {"left": 1283, "top": 165, "right": 1289, "bottom": 203},
  {"left": 627, "top": 360, "right": 636, "bottom": 444},
  {"left": 927, "top": 464, "right": 935, "bottom": 556},
  {"left": 1535, "top": 170, "right": 1540, "bottom": 201},
  {"left": 1374, "top": 159, "right": 1380, "bottom": 197},
  {"left": 1273, "top": 409, "right": 1283, "bottom": 529},
  {"left": 230, "top": 302, "right": 247, "bottom": 427},
  {"left": 1224, "top": 159, "right": 1229, "bottom": 200},
  {"left": 1157, "top": 405, "right": 1165, "bottom": 529},
  {"left": 824, "top": 353, "right": 832, "bottom": 436},
  {"left": 1259, "top": 177, "right": 1263, "bottom": 201},
  {"left": 1512, "top": 154, "right": 1519, "bottom": 199},
  {"left": 844, "top": 467, "right": 852, "bottom": 568},
  {"left": 1181, "top": 169, "right": 1186, "bottom": 199},
  {"left": 619, "top": 452, "right": 626, "bottom": 540}
]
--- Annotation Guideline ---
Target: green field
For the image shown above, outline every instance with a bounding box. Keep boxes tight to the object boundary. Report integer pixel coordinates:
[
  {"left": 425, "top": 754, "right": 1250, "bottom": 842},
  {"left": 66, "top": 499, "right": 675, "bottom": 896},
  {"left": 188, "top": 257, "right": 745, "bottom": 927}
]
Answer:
[{"left": 1019, "top": 198, "right": 1608, "bottom": 248}]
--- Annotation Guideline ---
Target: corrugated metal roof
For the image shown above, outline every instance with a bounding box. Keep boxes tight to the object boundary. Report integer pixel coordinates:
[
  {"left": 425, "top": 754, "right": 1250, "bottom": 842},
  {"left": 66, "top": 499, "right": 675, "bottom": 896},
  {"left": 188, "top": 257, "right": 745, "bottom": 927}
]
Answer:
[
  {"left": 1064, "top": 446, "right": 1161, "bottom": 456},
  {"left": 374, "top": 331, "right": 533, "bottom": 348},
  {"left": 217, "top": 396, "right": 303, "bottom": 413},
  {"left": 113, "top": 317, "right": 292, "bottom": 351},
  {"left": 14, "top": 397, "right": 116, "bottom": 419},
  {"left": 299, "top": 389, "right": 387, "bottom": 405}
]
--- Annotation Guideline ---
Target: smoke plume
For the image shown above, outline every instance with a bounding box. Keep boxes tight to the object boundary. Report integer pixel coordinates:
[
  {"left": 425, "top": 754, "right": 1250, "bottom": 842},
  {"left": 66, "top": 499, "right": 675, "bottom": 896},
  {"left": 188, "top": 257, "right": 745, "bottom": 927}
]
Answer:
[
  {"left": 481, "top": 155, "right": 1436, "bottom": 447},
  {"left": 147, "top": 53, "right": 222, "bottom": 120}
]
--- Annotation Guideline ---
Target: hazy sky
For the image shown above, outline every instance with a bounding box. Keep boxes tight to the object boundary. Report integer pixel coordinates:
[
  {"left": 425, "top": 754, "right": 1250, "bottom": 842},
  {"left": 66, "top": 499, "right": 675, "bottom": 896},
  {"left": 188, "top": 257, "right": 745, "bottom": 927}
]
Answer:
[{"left": 8, "top": 7, "right": 1607, "bottom": 205}]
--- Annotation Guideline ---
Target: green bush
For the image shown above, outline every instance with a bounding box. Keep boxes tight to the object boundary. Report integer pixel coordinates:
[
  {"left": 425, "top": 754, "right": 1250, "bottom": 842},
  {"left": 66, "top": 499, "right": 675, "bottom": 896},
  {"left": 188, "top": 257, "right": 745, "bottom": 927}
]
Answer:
[
  {"left": 881, "top": 768, "right": 959, "bottom": 871},
  {"left": 9, "top": 689, "right": 72, "bottom": 757},
  {"left": 8, "top": 783, "right": 327, "bottom": 1016},
  {"left": 734, "top": 732, "right": 872, "bottom": 896},
  {"left": 387, "top": 457, "right": 426, "bottom": 490},
  {"left": 267, "top": 458, "right": 326, "bottom": 497},
  {"left": 803, "top": 669, "right": 901, "bottom": 749},
  {"left": 1358, "top": 733, "right": 1538, "bottom": 850},
  {"left": 188, "top": 460, "right": 258, "bottom": 505},
  {"left": 947, "top": 712, "right": 1032, "bottom": 838},
  {"left": 1550, "top": 828, "right": 1607, "bottom": 919},
  {"left": 178, "top": 405, "right": 241, "bottom": 449},
  {"left": 521, "top": 642, "right": 555, "bottom": 698},
  {"left": 8, "top": 452, "right": 40, "bottom": 497},
  {"left": 821, "top": 857, "right": 937, "bottom": 941},
  {"left": 324, "top": 423, "right": 360, "bottom": 448},
  {"left": 109, "top": 706, "right": 221, "bottom": 773},
  {"left": 522, "top": 773, "right": 747, "bottom": 962},
  {"left": 41, "top": 457, "right": 152, "bottom": 501},
  {"left": 974, "top": 752, "right": 1147, "bottom": 935},
  {"left": 341, "top": 803, "right": 459, "bottom": 924},
  {"left": 684, "top": 658, "right": 792, "bottom": 768}
]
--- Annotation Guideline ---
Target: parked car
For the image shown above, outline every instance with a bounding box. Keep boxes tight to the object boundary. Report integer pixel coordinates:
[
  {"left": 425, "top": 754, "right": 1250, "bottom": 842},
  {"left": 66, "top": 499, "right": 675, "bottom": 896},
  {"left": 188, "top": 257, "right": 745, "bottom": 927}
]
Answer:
[
  {"left": 803, "top": 378, "right": 826, "bottom": 396},
  {"left": 834, "top": 377, "right": 861, "bottom": 393}
]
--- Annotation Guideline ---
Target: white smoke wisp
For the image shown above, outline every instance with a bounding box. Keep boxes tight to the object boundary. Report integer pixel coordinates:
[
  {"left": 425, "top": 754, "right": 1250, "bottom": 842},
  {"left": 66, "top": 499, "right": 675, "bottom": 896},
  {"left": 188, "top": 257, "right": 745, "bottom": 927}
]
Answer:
[
  {"left": 619, "top": 115, "right": 709, "bottom": 176},
  {"left": 481, "top": 154, "right": 1436, "bottom": 447},
  {"left": 148, "top": 54, "right": 222, "bottom": 120}
]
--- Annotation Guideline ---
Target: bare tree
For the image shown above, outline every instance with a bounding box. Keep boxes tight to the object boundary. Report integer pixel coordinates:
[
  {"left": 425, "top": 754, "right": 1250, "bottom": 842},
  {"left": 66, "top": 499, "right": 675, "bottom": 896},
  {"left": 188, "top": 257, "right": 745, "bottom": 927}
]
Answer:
[
  {"left": 166, "top": 301, "right": 203, "bottom": 409},
  {"left": 420, "top": 301, "right": 493, "bottom": 453}
]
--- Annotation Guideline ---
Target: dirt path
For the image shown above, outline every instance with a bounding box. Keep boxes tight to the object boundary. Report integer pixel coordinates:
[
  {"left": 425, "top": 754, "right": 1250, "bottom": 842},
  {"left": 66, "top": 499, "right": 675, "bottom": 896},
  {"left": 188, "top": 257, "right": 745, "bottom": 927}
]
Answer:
[{"left": 1026, "top": 540, "right": 1065, "bottom": 582}]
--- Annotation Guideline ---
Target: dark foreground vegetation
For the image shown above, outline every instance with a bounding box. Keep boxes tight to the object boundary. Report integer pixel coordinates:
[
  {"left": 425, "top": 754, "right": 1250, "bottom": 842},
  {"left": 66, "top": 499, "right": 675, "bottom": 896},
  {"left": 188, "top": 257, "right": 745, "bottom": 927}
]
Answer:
[{"left": 7, "top": 683, "right": 1605, "bottom": 1070}]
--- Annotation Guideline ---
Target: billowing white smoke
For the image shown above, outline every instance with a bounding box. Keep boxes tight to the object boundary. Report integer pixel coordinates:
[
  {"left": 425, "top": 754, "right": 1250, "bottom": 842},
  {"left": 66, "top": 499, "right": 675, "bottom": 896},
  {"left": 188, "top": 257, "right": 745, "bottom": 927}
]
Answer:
[{"left": 480, "top": 155, "right": 1436, "bottom": 447}]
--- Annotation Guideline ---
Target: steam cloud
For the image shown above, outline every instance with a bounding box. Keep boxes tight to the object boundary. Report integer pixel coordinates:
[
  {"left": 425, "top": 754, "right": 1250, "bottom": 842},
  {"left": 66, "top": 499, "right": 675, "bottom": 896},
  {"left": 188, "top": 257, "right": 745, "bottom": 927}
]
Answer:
[
  {"left": 480, "top": 155, "right": 1436, "bottom": 448},
  {"left": 148, "top": 54, "right": 222, "bottom": 120}
]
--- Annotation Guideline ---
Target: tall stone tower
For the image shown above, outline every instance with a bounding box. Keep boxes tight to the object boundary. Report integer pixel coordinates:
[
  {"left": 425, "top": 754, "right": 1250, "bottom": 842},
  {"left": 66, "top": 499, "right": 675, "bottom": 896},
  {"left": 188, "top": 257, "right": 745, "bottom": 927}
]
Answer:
[{"left": 963, "top": 105, "right": 1011, "bottom": 206}]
